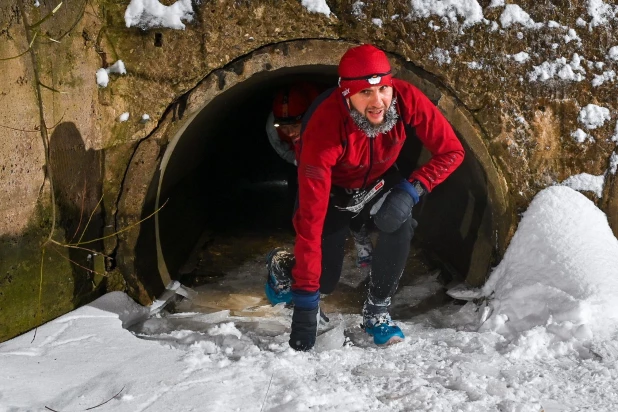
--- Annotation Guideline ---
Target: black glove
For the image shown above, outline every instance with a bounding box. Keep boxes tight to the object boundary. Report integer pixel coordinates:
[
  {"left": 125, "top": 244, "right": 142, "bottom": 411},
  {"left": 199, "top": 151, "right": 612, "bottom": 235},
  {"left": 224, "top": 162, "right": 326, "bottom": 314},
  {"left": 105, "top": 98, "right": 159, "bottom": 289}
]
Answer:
[
  {"left": 289, "top": 290, "right": 320, "bottom": 351},
  {"left": 373, "top": 179, "right": 423, "bottom": 233}
]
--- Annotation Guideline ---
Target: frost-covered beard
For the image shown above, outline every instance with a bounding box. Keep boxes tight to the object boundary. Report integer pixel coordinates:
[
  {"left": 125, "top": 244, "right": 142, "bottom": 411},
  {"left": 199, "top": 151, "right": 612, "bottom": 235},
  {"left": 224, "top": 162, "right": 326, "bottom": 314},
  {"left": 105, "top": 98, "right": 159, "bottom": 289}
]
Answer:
[{"left": 349, "top": 97, "right": 399, "bottom": 138}]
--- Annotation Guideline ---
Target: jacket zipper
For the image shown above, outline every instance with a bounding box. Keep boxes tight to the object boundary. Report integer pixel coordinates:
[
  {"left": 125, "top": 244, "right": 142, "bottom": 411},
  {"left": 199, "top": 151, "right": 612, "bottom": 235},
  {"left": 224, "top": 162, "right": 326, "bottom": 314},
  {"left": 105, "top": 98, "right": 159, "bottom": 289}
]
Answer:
[{"left": 362, "top": 137, "right": 374, "bottom": 189}]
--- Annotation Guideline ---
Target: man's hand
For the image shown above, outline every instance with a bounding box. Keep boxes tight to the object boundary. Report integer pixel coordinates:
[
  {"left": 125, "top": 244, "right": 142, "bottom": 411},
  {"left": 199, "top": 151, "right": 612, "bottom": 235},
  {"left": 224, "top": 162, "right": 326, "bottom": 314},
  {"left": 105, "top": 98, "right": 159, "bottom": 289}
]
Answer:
[
  {"left": 373, "top": 179, "right": 423, "bottom": 233},
  {"left": 289, "top": 290, "right": 320, "bottom": 351}
]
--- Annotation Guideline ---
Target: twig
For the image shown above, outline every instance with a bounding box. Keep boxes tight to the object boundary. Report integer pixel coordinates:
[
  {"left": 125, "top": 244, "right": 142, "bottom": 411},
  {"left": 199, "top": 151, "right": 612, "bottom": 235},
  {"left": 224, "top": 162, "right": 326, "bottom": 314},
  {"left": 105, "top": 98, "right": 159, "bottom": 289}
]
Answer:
[
  {"left": 29, "top": 2, "right": 64, "bottom": 29},
  {"left": 48, "top": 244, "right": 108, "bottom": 277},
  {"left": 49, "top": 239, "right": 112, "bottom": 259},
  {"left": 77, "top": 193, "right": 104, "bottom": 245},
  {"left": 46, "top": 110, "right": 67, "bottom": 130},
  {"left": 39, "top": 81, "right": 68, "bottom": 94},
  {"left": 68, "top": 198, "right": 168, "bottom": 247},
  {"left": 31, "top": 247, "right": 46, "bottom": 343},
  {"left": 44, "top": 386, "right": 125, "bottom": 412},
  {"left": 70, "top": 179, "right": 87, "bottom": 243},
  {"left": 260, "top": 373, "right": 274, "bottom": 412},
  {"left": 0, "top": 123, "right": 40, "bottom": 132},
  {"left": 85, "top": 386, "right": 125, "bottom": 410},
  {"left": 0, "top": 32, "right": 37, "bottom": 61}
]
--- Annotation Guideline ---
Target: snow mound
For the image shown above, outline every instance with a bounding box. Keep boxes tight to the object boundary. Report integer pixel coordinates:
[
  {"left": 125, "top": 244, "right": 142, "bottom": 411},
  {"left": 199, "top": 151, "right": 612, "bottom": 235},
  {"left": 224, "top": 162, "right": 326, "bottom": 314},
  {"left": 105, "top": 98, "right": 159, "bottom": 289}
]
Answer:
[{"left": 480, "top": 186, "right": 618, "bottom": 345}]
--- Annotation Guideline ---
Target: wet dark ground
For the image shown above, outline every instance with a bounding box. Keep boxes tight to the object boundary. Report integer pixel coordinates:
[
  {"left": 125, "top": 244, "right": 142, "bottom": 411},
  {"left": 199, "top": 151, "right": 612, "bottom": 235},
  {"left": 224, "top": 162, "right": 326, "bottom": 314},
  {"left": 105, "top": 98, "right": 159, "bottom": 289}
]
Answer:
[{"left": 172, "top": 179, "right": 460, "bottom": 320}]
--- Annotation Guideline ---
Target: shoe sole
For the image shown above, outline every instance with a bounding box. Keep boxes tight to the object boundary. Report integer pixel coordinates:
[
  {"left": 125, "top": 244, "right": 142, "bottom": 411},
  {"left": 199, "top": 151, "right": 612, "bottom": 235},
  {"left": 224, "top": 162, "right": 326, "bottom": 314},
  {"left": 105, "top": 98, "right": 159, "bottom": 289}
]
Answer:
[{"left": 379, "top": 335, "right": 404, "bottom": 346}]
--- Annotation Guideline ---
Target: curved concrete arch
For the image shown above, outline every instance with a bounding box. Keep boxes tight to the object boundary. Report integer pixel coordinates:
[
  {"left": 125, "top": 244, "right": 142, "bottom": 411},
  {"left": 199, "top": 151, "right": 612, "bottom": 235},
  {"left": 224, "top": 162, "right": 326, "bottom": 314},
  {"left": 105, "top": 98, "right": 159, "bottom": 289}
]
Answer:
[{"left": 128, "top": 39, "right": 512, "bottom": 294}]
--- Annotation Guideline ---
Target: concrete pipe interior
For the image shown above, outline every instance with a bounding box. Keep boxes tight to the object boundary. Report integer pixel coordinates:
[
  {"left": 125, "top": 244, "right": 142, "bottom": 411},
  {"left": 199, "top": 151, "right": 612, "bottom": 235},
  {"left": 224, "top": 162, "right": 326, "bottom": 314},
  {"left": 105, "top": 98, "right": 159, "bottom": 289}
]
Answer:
[{"left": 135, "top": 45, "right": 500, "bottom": 314}]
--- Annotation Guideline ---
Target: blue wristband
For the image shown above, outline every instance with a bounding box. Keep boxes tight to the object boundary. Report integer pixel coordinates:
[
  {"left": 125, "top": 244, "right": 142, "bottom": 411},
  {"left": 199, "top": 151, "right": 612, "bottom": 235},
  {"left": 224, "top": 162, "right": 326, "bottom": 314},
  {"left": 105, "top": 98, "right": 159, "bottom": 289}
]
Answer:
[
  {"left": 291, "top": 290, "right": 320, "bottom": 310},
  {"left": 396, "top": 179, "right": 420, "bottom": 205}
]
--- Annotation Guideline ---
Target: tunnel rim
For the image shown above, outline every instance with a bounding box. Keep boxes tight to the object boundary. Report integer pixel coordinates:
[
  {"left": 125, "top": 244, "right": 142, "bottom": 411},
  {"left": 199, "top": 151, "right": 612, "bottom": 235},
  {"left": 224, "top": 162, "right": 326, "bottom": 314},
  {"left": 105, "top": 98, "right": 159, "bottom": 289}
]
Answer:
[{"left": 135, "top": 39, "right": 512, "bottom": 290}]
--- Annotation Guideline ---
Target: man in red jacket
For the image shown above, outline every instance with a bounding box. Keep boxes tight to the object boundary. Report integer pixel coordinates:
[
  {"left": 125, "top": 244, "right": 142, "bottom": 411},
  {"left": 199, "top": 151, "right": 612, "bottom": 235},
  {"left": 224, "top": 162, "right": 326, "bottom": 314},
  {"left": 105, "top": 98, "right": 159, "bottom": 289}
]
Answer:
[{"left": 287, "top": 44, "right": 464, "bottom": 350}]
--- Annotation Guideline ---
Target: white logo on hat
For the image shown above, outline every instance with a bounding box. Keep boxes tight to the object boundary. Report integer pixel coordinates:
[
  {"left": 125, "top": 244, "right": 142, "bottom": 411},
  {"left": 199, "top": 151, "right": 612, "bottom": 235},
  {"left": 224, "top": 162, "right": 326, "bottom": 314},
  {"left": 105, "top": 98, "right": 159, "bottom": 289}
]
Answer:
[
  {"left": 342, "top": 88, "right": 350, "bottom": 96},
  {"left": 367, "top": 75, "right": 382, "bottom": 85}
]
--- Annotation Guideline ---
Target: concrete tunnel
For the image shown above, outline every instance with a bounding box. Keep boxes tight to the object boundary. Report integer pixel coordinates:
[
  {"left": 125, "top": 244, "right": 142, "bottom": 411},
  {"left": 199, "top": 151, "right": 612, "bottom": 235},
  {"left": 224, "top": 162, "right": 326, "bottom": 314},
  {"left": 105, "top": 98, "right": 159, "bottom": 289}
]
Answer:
[{"left": 128, "top": 41, "right": 509, "bottom": 311}]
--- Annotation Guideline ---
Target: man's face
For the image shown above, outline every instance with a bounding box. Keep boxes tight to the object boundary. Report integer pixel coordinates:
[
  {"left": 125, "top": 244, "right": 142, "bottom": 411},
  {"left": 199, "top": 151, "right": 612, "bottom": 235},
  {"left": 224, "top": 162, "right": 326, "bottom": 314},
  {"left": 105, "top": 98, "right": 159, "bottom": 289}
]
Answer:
[
  {"left": 278, "top": 123, "right": 302, "bottom": 144},
  {"left": 348, "top": 85, "right": 393, "bottom": 126}
]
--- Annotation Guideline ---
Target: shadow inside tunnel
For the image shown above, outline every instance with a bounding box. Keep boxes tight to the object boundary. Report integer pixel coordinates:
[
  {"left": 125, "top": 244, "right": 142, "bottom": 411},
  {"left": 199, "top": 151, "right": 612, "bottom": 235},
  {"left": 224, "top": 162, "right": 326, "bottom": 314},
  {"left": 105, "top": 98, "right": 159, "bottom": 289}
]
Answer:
[{"left": 49, "top": 122, "right": 106, "bottom": 306}]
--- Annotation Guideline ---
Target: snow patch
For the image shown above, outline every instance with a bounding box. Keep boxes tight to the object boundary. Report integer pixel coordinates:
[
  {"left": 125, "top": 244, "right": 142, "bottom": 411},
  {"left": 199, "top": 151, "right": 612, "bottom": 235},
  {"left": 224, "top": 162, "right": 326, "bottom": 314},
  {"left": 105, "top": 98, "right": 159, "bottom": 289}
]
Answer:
[
  {"left": 481, "top": 186, "right": 618, "bottom": 345},
  {"left": 608, "top": 46, "right": 618, "bottom": 60},
  {"left": 578, "top": 104, "right": 611, "bottom": 129},
  {"left": 372, "top": 18, "right": 383, "bottom": 27},
  {"left": 95, "top": 68, "right": 109, "bottom": 87},
  {"left": 591, "top": 70, "right": 616, "bottom": 87},
  {"left": 528, "top": 54, "right": 586, "bottom": 82},
  {"left": 207, "top": 322, "right": 242, "bottom": 339},
  {"left": 587, "top": 0, "right": 617, "bottom": 28},
  {"left": 509, "top": 51, "right": 529, "bottom": 63},
  {"left": 429, "top": 47, "right": 452, "bottom": 65},
  {"left": 561, "top": 173, "right": 605, "bottom": 198},
  {"left": 571, "top": 128, "right": 591, "bottom": 143},
  {"left": 609, "top": 152, "right": 618, "bottom": 175},
  {"left": 613, "top": 121, "right": 618, "bottom": 143},
  {"left": 125, "top": 0, "right": 194, "bottom": 30},
  {"left": 118, "top": 112, "right": 130, "bottom": 122},
  {"left": 500, "top": 4, "right": 542, "bottom": 29},
  {"left": 302, "top": 0, "right": 331, "bottom": 16},
  {"left": 409, "top": 0, "right": 485, "bottom": 28}
]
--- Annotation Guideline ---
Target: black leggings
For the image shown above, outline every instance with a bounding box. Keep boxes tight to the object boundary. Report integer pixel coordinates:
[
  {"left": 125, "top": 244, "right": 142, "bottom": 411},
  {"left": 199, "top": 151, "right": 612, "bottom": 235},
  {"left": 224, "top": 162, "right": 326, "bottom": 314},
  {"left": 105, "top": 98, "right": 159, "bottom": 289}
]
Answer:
[{"left": 319, "top": 196, "right": 415, "bottom": 301}]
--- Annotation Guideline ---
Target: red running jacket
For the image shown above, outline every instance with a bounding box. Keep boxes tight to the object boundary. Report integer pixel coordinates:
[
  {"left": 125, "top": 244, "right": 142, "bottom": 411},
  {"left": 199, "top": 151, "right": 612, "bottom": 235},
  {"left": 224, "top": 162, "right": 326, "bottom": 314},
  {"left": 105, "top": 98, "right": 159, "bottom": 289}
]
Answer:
[{"left": 292, "top": 78, "right": 465, "bottom": 292}]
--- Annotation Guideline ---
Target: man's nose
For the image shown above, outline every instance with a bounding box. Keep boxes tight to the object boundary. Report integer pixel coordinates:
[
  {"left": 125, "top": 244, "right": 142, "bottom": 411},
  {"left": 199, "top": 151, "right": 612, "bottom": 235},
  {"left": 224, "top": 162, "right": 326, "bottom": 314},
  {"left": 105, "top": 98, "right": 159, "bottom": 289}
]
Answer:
[{"left": 369, "top": 92, "right": 381, "bottom": 107}]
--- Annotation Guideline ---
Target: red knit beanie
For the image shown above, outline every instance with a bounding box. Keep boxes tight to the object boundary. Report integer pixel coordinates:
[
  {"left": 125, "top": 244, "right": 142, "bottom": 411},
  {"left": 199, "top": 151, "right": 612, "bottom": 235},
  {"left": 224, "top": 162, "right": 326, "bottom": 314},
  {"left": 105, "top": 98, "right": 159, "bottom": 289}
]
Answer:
[
  {"left": 272, "top": 84, "right": 314, "bottom": 124},
  {"left": 338, "top": 44, "right": 392, "bottom": 97}
]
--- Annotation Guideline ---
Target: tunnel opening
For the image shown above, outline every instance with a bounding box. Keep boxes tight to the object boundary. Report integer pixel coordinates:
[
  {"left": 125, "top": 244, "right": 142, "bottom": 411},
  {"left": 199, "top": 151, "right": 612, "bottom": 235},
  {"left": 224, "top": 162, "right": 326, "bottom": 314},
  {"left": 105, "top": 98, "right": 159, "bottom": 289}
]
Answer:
[{"left": 134, "top": 42, "right": 501, "bottom": 315}]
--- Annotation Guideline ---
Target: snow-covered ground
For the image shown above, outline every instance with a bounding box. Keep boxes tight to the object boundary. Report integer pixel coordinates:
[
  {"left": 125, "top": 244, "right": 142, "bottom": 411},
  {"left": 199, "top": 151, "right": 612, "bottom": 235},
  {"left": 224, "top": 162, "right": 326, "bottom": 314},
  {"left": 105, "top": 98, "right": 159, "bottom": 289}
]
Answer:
[{"left": 2, "top": 186, "right": 618, "bottom": 411}]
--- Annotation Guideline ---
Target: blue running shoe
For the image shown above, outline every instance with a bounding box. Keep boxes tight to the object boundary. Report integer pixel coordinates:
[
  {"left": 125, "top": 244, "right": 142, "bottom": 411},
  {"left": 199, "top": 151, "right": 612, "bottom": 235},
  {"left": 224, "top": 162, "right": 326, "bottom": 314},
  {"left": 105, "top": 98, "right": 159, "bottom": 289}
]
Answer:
[
  {"left": 362, "top": 297, "right": 404, "bottom": 345},
  {"left": 363, "top": 314, "right": 405, "bottom": 346},
  {"left": 265, "top": 248, "right": 295, "bottom": 306}
]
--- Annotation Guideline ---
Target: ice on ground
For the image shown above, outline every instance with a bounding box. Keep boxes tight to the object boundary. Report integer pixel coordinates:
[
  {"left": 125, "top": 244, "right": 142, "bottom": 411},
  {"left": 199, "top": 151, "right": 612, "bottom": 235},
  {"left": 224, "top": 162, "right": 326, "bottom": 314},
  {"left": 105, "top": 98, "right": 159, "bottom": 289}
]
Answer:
[
  {"left": 578, "top": 104, "right": 611, "bottom": 129},
  {"left": 481, "top": 186, "right": 618, "bottom": 348},
  {"left": 609, "top": 46, "right": 618, "bottom": 60},
  {"left": 125, "top": 0, "right": 194, "bottom": 30},
  {"left": 561, "top": 173, "right": 605, "bottom": 198}
]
